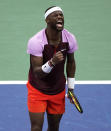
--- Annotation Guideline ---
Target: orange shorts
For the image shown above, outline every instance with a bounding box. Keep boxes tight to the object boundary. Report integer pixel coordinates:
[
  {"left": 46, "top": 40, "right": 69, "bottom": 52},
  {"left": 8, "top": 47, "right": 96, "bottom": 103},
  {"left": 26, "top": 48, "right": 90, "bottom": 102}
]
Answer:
[{"left": 27, "top": 82, "right": 65, "bottom": 114}]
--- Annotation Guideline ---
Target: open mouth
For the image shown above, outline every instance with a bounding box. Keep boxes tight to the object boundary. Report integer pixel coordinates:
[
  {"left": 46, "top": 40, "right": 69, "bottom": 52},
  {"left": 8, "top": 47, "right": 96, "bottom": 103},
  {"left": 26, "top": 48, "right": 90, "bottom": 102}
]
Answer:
[{"left": 56, "top": 21, "right": 63, "bottom": 28}]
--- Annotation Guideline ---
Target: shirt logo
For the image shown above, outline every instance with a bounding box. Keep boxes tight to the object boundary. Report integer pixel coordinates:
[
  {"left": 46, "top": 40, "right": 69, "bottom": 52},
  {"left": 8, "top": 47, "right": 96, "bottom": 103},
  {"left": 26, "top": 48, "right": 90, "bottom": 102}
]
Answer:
[{"left": 61, "top": 49, "right": 66, "bottom": 52}]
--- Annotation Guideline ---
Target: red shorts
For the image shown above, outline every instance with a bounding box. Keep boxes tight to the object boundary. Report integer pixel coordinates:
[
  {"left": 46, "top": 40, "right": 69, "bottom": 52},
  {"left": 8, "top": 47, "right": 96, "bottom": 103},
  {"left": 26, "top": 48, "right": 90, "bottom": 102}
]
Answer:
[{"left": 27, "top": 82, "right": 65, "bottom": 114}]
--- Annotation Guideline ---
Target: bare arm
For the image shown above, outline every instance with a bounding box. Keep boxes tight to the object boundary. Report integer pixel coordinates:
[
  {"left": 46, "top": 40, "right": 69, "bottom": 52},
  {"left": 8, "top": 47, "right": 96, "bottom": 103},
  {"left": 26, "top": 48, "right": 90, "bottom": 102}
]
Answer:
[
  {"left": 66, "top": 53, "right": 76, "bottom": 78},
  {"left": 30, "top": 55, "right": 46, "bottom": 78},
  {"left": 66, "top": 53, "right": 76, "bottom": 103},
  {"left": 31, "top": 51, "right": 64, "bottom": 79}
]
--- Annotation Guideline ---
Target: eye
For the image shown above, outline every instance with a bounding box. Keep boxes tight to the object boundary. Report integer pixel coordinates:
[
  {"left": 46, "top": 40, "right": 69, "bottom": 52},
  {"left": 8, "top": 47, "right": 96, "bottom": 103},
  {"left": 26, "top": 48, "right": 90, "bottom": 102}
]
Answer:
[
  {"left": 54, "top": 14, "right": 58, "bottom": 17},
  {"left": 60, "top": 13, "right": 63, "bottom": 17}
]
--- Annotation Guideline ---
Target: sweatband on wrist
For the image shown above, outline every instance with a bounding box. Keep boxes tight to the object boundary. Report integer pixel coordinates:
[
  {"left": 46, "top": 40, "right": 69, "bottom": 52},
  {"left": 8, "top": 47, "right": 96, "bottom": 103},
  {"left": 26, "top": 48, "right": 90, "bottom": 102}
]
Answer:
[
  {"left": 67, "top": 78, "right": 75, "bottom": 89},
  {"left": 42, "top": 61, "right": 53, "bottom": 73},
  {"left": 45, "top": 6, "right": 63, "bottom": 19}
]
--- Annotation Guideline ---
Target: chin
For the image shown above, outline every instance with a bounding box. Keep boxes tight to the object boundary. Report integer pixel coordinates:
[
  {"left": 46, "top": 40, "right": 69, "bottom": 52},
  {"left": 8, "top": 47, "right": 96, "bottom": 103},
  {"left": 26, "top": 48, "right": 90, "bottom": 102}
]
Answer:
[
  {"left": 57, "top": 29, "right": 63, "bottom": 32},
  {"left": 56, "top": 27, "right": 64, "bottom": 32},
  {"left": 50, "top": 24, "right": 64, "bottom": 32}
]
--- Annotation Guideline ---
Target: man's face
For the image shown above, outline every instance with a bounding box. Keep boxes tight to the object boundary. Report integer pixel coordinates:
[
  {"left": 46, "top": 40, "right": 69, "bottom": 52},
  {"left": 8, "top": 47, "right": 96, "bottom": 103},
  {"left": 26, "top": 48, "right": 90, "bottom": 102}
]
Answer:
[{"left": 46, "top": 11, "right": 64, "bottom": 31}]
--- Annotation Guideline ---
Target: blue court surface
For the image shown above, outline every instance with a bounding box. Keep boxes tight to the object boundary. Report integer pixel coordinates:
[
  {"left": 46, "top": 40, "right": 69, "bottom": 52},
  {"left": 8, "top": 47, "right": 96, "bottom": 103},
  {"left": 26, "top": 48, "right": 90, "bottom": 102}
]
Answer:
[{"left": 0, "top": 84, "right": 111, "bottom": 131}]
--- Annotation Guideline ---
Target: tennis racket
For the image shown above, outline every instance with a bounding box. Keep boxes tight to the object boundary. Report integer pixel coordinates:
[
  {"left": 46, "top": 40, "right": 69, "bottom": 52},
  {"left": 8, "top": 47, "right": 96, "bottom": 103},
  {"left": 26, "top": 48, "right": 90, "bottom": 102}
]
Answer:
[{"left": 68, "top": 90, "right": 83, "bottom": 113}]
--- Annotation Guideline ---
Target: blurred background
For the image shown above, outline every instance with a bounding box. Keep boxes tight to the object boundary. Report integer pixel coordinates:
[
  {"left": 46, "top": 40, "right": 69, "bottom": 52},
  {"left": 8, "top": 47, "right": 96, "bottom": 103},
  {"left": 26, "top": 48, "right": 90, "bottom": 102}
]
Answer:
[{"left": 0, "top": 0, "right": 111, "bottom": 80}]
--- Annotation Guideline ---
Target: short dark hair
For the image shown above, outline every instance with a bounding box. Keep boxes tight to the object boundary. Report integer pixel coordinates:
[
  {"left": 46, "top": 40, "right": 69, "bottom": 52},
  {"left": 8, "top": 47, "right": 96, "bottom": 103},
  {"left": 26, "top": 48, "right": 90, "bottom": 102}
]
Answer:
[{"left": 45, "top": 6, "right": 56, "bottom": 13}]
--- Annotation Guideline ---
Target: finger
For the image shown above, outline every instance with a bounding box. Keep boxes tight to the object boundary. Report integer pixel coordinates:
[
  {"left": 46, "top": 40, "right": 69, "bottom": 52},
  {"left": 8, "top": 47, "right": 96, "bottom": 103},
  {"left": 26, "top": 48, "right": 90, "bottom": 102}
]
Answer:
[
  {"left": 58, "top": 56, "right": 64, "bottom": 60},
  {"left": 70, "top": 99, "right": 73, "bottom": 104},
  {"left": 65, "top": 94, "right": 71, "bottom": 99},
  {"left": 55, "top": 55, "right": 64, "bottom": 61},
  {"left": 56, "top": 51, "right": 62, "bottom": 53},
  {"left": 56, "top": 51, "right": 63, "bottom": 55},
  {"left": 56, "top": 53, "right": 64, "bottom": 58}
]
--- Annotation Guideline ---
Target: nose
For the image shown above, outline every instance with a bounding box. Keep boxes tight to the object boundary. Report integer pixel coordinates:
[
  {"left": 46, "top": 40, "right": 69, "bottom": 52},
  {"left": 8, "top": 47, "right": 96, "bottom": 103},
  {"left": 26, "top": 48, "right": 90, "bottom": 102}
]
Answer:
[{"left": 57, "top": 14, "right": 62, "bottom": 19}]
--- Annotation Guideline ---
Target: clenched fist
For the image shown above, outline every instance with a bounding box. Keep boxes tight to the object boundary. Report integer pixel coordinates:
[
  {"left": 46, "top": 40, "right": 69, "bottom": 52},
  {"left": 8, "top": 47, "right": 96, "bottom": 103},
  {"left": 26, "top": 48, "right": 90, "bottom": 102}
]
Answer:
[{"left": 51, "top": 51, "right": 64, "bottom": 65}]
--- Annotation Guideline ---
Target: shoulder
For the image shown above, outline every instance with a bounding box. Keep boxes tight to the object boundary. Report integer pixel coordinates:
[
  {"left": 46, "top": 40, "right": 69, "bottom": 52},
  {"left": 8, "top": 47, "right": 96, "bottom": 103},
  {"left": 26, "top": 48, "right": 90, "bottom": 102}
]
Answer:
[
  {"left": 27, "top": 29, "right": 46, "bottom": 56},
  {"left": 28, "top": 29, "right": 45, "bottom": 45},
  {"left": 62, "top": 29, "right": 78, "bottom": 53},
  {"left": 63, "top": 29, "right": 76, "bottom": 40}
]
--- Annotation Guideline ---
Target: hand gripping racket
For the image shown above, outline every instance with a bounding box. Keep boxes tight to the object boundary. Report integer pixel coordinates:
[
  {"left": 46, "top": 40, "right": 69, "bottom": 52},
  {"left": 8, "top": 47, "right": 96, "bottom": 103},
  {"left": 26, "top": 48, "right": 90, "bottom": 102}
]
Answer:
[{"left": 68, "top": 90, "right": 83, "bottom": 113}]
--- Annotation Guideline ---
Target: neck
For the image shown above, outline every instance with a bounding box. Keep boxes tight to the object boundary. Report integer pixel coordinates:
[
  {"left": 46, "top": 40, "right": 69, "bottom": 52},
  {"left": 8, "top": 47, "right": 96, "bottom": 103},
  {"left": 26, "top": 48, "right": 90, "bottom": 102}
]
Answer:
[{"left": 46, "top": 27, "right": 62, "bottom": 41}]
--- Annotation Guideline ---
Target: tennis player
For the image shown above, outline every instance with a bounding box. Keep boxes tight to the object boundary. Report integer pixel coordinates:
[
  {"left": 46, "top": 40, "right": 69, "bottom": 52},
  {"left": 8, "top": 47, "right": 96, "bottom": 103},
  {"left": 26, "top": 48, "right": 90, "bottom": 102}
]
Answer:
[{"left": 27, "top": 6, "right": 78, "bottom": 131}]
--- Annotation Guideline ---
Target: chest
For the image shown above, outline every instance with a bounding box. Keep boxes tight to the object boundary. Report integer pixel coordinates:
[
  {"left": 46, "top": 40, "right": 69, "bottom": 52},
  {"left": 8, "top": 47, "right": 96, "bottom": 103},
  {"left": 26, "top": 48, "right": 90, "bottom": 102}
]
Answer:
[{"left": 42, "top": 42, "right": 69, "bottom": 63}]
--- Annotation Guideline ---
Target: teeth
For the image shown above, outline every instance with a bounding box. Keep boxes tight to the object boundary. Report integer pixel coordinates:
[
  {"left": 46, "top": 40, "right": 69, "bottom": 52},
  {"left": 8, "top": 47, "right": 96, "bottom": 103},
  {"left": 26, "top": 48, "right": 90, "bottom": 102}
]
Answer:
[{"left": 57, "top": 20, "right": 62, "bottom": 23}]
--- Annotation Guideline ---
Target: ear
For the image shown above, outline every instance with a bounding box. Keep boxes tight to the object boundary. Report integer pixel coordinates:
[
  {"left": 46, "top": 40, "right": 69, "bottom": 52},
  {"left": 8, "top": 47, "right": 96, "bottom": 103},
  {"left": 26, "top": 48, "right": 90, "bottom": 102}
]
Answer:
[
  {"left": 45, "top": 17, "right": 50, "bottom": 24},
  {"left": 45, "top": 18, "right": 50, "bottom": 24}
]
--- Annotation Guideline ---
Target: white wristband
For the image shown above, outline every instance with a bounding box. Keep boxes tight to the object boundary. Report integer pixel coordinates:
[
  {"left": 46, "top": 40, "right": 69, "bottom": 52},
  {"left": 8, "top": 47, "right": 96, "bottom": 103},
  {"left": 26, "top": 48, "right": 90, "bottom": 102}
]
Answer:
[
  {"left": 67, "top": 78, "right": 75, "bottom": 89},
  {"left": 42, "top": 61, "right": 53, "bottom": 73}
]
